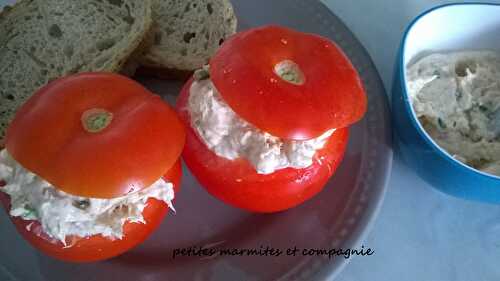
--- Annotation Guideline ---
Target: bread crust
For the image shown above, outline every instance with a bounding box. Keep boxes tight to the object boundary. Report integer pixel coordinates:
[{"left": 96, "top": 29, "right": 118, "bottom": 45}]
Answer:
[
  {"left": 0, "top": 0, "right": 154, "bottom": 141},
  {"left": 137, "top": 0, "right": 238, "bottom": 72}
]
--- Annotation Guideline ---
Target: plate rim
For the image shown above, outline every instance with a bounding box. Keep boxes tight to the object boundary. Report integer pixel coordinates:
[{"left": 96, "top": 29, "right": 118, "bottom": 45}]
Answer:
[{"left": 288, "top": 1, "right": 393, "bottom": 280}]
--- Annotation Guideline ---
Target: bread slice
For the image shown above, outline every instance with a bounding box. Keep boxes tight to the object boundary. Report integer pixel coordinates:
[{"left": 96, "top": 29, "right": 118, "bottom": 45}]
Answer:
[
  {"left": 0, "top": 0, "right": 153, "bottom": 141},
  {"left": 137, "top": 0, "right": 237, "bottom": 72}
]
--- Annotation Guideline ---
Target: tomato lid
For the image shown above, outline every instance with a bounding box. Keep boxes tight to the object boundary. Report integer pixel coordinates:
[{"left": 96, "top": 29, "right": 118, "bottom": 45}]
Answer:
[
  {"left": 5, "top": 73, "right": 185, "bottom": 198},
  {"left": 210, "top": 25, "right": 367, "bottom": 140}
]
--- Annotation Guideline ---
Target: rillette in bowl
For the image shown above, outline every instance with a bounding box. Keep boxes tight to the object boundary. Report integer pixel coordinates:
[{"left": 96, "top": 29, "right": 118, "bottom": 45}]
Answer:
[{"left": 392, "top": 3, "right": 500, "bottom": 203}]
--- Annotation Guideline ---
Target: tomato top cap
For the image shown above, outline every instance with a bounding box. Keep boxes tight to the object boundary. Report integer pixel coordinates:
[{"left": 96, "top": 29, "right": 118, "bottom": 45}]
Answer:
[
  {"left": 5, "top": 73, "right": 186, "bottom": 199},
  {"left": 210, "top": 25, "right": 367, "bottom": 140}
]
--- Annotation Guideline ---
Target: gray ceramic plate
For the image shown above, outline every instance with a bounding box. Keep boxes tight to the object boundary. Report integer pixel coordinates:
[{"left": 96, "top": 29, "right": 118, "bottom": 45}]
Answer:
[{"left": 0, "top": 0, "right": 392, "bottom": 280}]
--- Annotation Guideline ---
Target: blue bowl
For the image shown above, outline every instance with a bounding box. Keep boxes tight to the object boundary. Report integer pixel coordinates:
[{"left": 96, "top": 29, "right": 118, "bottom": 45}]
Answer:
[{"left": 392, "top": 3, "right": 500, "bottom": 203}]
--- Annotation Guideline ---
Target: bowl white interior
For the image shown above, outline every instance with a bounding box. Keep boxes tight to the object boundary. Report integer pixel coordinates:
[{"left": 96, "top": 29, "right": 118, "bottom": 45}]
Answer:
[
  {"left": 404, "top": 4, "right": 500, "bottom": 67},
  {"left": 402, "top": 3, "right": 500, "bottom": 180}
]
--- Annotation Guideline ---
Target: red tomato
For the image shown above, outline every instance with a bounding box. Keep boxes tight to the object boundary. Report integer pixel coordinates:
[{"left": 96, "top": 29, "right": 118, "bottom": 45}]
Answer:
[
  {"left": 210, "top": 25, "right": 366, "bottom": 140},
  {"left": 177, "top": 79, "right": 348, "bottom": 212},
  {"left": 0, "top": 160, "right": 181, "bottom": 263},
  {"left": 5, "top": 73, "right": 185, "bottom": 198}
]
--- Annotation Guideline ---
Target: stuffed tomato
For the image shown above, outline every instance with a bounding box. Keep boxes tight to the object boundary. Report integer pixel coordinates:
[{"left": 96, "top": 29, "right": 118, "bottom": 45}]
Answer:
[
  {"left": 177, "top": 25, "right": 366, "bottom": 213},
  {"left": 0, "top": 73, "right": 185, "bottom": 262}
]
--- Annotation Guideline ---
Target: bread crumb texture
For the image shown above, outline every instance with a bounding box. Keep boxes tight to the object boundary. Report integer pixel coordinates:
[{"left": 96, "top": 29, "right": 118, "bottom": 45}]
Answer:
[
  {"left": 0, "top": 0, "right": 152, "bottom": 140},
  {"left": 139, "top": 0, "right": 237, "bottom": 71}
]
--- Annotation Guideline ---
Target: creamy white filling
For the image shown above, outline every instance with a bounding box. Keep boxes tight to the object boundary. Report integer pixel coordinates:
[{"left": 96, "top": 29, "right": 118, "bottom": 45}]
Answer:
[
  {"left": 187, "top": 79, "right": 334, "bottom": 174},
  {"left": 0, "top": 149, "right": 175, "bottom": 245},
  {"left": 407, "top": 51, "right": 500, "bottom": 176}
]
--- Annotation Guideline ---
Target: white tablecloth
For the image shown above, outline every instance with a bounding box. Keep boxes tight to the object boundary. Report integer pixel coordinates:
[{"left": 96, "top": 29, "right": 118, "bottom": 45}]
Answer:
[
  {"left": 1, "top": 0, "right": 499, "bottom": 280},
  {"left": 322, "top": 0, "right": 500, "bottom": 280}
]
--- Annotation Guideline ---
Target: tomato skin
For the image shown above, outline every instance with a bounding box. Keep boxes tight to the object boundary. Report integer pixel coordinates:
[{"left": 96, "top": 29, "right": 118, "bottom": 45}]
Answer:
[
  {"left": 210, "top": 25, "right": 366, "bottom": 140},
  {"left": 177, "top": 79, "right": 349, "bottom": 212},
  {"left": 0, "top": 160, "right": 181, "bottom": 263},
  {"left": 5, "top": 73, "right": 185, "bottom": 199}
]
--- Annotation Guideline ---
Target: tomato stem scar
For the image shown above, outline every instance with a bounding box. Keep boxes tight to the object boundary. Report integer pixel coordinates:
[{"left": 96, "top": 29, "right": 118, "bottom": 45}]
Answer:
[
  {"left": 81, "top": 108, "right": 113, "bottom": 133},
  {"left": 274, "top": 60, "right": 305, "bottom": 85}
]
